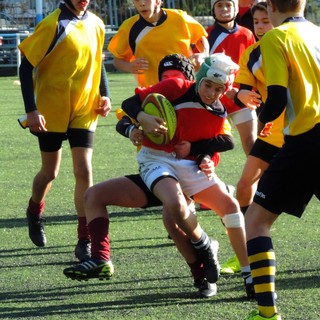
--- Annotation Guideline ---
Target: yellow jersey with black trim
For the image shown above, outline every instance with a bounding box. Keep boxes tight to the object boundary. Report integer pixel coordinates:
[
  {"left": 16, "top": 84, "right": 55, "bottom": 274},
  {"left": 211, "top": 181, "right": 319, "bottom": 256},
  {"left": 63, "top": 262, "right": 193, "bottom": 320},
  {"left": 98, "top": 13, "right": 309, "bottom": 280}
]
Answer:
[
  {"left": 260, "top": 18, "right": 320, "bottom": 136},
  {"left": 19, "top": 5, "right": 105, "bottom": 133},
  {"left": 108, "top": 9, "right": 207, "bottom": 87},
  {"left": 236, "top": 41, "right": 284, "bottom": 148}
]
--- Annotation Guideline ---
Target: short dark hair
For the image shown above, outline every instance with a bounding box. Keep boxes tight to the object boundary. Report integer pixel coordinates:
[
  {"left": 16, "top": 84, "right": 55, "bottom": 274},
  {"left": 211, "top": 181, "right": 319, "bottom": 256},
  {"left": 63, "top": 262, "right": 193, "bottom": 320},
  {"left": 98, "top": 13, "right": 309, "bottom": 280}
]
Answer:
[{"left": 251, "top": 1, "right": 267, "bottom": 16}]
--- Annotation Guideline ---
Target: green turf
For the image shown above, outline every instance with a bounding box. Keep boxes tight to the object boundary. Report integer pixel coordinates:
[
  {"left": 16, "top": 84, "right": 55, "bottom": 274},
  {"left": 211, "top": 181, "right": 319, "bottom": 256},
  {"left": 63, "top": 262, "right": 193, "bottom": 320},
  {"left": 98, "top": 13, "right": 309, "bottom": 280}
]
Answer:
[{"left": 0, "top": 74, "right": 319, "bottom": 320}]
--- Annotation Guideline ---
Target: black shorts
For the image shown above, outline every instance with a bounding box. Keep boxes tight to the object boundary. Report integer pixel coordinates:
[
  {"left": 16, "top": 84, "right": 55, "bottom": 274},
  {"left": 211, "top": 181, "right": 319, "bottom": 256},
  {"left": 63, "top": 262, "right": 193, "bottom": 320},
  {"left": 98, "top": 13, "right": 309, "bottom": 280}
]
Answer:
[
  {"left": 254, "top": 124, "right": 320, "bottom": 217},
  {"left": 250, "top": 138, "right": 281, "bottom": 163},
  {"left": 35, "top": 129, "right": 94, "bottom": 152},
  {"left": 125, "top": 174, "right": 162, "bottom": 208}
]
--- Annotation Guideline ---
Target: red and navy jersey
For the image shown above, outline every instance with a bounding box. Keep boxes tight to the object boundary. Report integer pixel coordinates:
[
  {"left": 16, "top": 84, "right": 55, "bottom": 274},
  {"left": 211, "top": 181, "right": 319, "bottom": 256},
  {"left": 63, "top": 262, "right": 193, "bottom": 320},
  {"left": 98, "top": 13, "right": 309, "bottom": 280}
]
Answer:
[
  {"left": 135, "top": 78, "right": 227, "bottom": 159},
  {"left": 206, "top": 22, "right": 255, "bottom": 63}
]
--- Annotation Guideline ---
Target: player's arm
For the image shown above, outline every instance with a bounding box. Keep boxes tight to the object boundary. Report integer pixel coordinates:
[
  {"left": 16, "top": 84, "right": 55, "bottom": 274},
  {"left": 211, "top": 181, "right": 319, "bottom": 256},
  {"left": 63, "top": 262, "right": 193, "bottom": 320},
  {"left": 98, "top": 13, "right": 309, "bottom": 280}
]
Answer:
[
  {"left": 234, "top": 84, "right": 261, "bottom": 108},
  {"left": 258, "top": 85, "right": 286, "bottom": 135},
  {"left": 19, "top": 56, "right": 36, "bottom": 113},
  {"left": 113, "top": 57, "right": 148, "bottom": 74},
  {"left": 99, "top": 64, "right": 110, "bottom": 98},
  {"left": 190, "top": 134, "right": 234, "bottom": 156},
  {"left": 116, "top": 116, "right": 143, "bottom": 146},
  {"left": 95, "top": 64, "right": 112, "bottom": 117},
  {"left": 116, "top": 116, "right": 136, "bottom": 137},
  {"left": 121, "top": 94, "right": 142, "bottom": 119},
  {"left": 174, "top": 134, "right": 234, "bottom": 162},
  {"left": 191, "top": 36, "right": 209, "bottom": 71},
  {"left": 122, "top": 94, "right": 167, "bottom": 135},
  {"left": 19, "top": 56, "right": 47, "bottom": 131}
]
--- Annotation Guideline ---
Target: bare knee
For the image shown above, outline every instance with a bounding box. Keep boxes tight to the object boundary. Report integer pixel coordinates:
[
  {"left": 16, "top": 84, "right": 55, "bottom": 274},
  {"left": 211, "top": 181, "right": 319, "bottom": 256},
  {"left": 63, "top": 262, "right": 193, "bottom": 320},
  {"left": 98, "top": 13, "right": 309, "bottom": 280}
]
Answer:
[
  {"left": 37, "top": 168, "right": 58, "bottom": 183},
  {"left": 84, "top": 185, "right": 100, "bottom": 206}
]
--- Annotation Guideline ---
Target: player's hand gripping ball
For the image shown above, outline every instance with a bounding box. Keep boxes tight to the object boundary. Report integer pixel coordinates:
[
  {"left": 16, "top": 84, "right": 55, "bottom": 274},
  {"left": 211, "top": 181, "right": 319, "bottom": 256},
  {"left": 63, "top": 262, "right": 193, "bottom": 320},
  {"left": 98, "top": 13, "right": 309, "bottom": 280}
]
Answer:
[{"left": 141, "top": 93, "right": 177, "bottom": 145}]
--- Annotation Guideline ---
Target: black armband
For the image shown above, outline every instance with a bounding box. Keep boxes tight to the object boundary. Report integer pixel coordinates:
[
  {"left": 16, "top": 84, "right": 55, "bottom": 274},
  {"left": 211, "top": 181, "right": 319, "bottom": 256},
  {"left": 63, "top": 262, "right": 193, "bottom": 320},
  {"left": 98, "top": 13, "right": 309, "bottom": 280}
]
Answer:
[
  {"left": 234, "top": 84, "right": 253, "bottom": 108},
  {"left": 234, "top": 92, "right": 246, "bottom": 108},
  {"left": 116, "top": 116, "right": 134, "bottom": 138}
]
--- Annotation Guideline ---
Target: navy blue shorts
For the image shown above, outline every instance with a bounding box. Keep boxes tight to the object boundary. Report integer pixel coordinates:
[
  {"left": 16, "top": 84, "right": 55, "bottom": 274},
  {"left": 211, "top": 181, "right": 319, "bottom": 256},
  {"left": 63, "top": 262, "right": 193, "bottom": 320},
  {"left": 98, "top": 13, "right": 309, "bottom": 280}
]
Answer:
[
  {"left": 125, "top": 174, "right": 162, "bottom": 208},
  {"left": 253, "top": 124, "right": 320, "bottom": 217},
  {"left": 249, "top": 138, "right": 281, "bottom": 163}
]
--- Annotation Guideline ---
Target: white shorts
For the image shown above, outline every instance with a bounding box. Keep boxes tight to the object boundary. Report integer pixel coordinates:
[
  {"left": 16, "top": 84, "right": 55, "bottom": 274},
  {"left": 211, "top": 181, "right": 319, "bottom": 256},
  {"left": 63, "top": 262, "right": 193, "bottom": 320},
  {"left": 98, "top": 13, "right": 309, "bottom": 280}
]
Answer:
[
  {"left": 229, "top": 107, "right": 257, "bottom": 125},
  {"left": 137, "top": 146, "right": 220, "bottom": 197}
]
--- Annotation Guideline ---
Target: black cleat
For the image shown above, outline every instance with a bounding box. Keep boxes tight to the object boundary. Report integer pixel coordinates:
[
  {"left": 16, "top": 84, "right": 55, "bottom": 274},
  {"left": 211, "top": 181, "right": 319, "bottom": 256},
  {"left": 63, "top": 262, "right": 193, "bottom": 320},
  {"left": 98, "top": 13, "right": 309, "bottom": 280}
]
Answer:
[
  {"left": 26, "top": 210, "right": 46, "bottom": 247},
  {"left": 63, "top": 259, "right": 114, "bottom": 281},
  {"left": 198, "top": 239, "right": 220, "bottom": 283}
]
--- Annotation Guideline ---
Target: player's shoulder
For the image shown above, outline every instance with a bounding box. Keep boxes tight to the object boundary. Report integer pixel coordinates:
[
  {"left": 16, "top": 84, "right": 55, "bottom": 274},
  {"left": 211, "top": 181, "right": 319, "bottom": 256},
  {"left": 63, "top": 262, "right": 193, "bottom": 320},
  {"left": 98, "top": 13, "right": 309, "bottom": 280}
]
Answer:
[
  {"left": 164, "top": 8, "right": 200, "bottom": 24},
  {"left": 164, "top": 8, "right": 187, "bottom": 17},
  {"left": 118, "top": 14, "right": 140, "bottom": 29}
]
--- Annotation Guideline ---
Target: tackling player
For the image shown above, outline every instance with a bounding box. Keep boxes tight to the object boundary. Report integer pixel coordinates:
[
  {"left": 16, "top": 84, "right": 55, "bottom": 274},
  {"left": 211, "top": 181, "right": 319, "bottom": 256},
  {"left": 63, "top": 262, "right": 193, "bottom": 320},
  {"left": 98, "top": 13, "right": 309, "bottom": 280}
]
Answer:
[{"left": 63, "top": 54, "right": 236, "bottom": 299}]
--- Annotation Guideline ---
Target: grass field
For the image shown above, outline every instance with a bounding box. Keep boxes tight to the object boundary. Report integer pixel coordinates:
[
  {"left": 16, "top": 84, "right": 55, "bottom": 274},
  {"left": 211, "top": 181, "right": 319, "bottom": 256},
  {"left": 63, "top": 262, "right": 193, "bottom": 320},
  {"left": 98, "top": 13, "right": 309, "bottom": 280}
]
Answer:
[{"left": 0, "top": 73, "right": 320, "bottom": 320}]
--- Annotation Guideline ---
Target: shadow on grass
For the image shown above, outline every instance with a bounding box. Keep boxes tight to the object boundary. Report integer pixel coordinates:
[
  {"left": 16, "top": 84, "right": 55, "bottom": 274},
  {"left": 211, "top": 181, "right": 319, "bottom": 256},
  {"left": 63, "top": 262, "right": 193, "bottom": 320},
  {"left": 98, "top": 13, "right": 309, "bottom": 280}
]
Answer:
[
  {"left": 0, "top": 240, "right": 175, "bottom": 267},
  {"left": 0, "top": 276, "right": 245, "bottom": 319},
  {"left": 0, "top": 266, "right": 319, "bottom": 318},
  {"left": 0, "top": 208, "right": 162, "bottom": 229}
]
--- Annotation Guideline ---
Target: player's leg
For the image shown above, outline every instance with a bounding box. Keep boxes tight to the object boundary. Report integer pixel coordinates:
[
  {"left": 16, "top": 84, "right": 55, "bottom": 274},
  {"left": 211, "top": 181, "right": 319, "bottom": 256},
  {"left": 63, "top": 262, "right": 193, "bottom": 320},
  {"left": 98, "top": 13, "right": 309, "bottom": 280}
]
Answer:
[
  {"left": 244, "top": 136, "right": 315, "bottom": 319},
  {"left": 154, "top": 177, "right": 219, "bottom": 284},
  {"left": 63, "top": 175, "right": 159, "bottom": 281},
  {"left": 223, "top": 140, "right": 281, "bottom": 274},
  {"left": 162, "top": 207, "right": 217, "bottom": 298},
  {"left": 245, "top": 203, "right": 279, "bottom": 318},
  {"left": 194, "top": 181, "right": 254, "bottom": 299},
  {"left": 68, "top": 129, "right": 95, "bottom": 261},
  {"left": 220, "top": 155, "right": 267, "bottom": 274},
  {"left": 70, "top": 146, "right": 93, "bottom": 261},
  {"left": 236, "top": 155, "right": 267, "bottom": 211},
  {"left": 237, "top": 140, "right": 281, "bottom": 214},
  {"left": 228, "top": 107, "right": 257, "bottom": 156},
  {"left": 27, "top": 133, "right": 63, "bottom": 247},
  {"left": 235, "top": 119, "right": 257, "bottom": 156}
]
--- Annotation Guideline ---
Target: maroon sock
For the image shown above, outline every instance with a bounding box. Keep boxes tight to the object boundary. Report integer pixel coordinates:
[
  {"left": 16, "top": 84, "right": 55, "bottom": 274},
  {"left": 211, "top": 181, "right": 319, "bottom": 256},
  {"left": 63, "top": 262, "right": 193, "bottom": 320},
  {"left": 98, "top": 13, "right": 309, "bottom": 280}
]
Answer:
[
  {"left": 77, "top": 216, "right": 89, "bottom": 240},
  {"left": 188, "top": 260, "right": 204, "bottom": 281},
  {"left": 88, "top": 217, "right": 110, "bottom": 261},
  {"left": 27, "top": 198, "right": 45, "bottom": 218}
]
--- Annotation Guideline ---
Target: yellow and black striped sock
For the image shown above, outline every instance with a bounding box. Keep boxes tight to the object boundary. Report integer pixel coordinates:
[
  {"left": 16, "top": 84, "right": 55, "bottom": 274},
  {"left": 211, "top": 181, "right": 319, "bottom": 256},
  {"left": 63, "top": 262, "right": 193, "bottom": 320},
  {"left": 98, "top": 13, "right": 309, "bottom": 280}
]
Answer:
[{"left": 247, "top": 236, "right": 277, "bottom": 318}]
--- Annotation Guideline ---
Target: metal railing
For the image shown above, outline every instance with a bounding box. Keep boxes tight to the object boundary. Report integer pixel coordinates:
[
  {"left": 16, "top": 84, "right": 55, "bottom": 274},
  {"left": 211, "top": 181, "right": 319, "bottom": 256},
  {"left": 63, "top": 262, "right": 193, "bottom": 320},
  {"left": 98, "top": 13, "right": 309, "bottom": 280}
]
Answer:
[{"left": 0, "top": 31, "right": 29, "bottom": 74}]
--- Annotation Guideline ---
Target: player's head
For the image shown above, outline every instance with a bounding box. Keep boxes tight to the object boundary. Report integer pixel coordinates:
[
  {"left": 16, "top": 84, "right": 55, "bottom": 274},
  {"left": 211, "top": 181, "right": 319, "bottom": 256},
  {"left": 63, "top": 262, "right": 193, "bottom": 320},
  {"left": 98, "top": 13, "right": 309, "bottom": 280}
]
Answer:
[
  {"left": 196, "top": 53, "right": 239, "bottom": 94},
  {"left": 64, "top": 0, "right": 89, "bottom": 14},
  {"left": 251, "top": 1, "right": 272, "bottom": 40},
  {"left": 133, "top": 0, "right": 163, "bottom": 23},
  {"left": 267, "top": 0, "right": 306, "bottom": 14},
  {"left": 211, "top": 0, "right": 239, "bottom": 23},
  {"left": 158, "top": 54, "right": 195, "bottom": 81}
]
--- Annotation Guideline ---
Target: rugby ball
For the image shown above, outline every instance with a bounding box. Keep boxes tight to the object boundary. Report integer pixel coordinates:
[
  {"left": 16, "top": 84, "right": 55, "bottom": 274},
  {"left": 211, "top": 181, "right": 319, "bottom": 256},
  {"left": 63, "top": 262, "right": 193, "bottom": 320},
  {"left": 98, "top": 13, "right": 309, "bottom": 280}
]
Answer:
[{"left": 141, "top": 93, "right": 177, "bottom": 145}]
